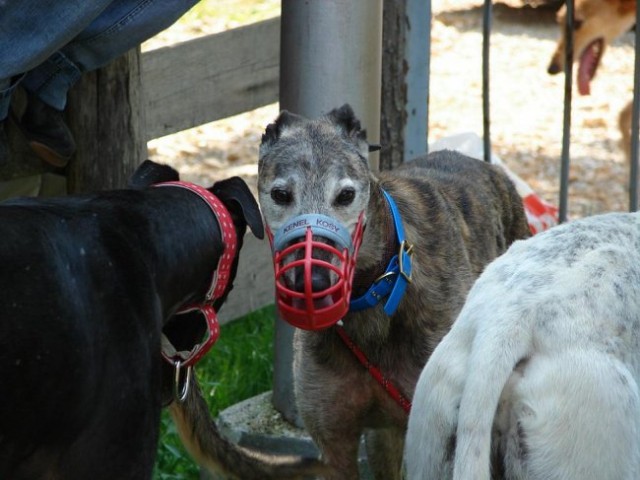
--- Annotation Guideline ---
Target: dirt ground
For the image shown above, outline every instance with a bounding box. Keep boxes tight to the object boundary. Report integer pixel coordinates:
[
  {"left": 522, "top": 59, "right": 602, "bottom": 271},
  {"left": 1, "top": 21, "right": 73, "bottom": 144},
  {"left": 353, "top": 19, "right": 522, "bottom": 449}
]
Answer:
[{"left": 144, "top": 0, "right": 637, "bottom": 220}]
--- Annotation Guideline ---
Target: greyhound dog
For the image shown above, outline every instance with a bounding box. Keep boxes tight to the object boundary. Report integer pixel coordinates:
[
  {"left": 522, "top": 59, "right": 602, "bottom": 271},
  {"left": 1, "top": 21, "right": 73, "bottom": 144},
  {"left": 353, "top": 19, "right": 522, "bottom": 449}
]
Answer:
[
  {"left": 0, "top": 160, "right": 326, "bottom": 480},
  {"left": 405, "top": 211, "right": 640, "bottom": 480},
  {"left": 547, "top": 0, "right": 636, "bottom": 162},
  {"left": 257, "top": 104, "right": 531, "bottom": 479}
]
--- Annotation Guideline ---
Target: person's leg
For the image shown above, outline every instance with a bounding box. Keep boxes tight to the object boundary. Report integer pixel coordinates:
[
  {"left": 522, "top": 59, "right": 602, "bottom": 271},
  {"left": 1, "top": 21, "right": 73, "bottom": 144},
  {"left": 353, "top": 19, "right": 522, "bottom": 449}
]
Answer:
[
  {"left": 0, "top": 1, "right": 112, "bottom": 164},
  {"left": 16, "top": 0, "right": 199, "bottom": 167},
  {"left": 22, "top": 0, "right": 201, "bottom": 112},
  {"left": 0, "top": 2, "right": 112, "bottom": 80}
]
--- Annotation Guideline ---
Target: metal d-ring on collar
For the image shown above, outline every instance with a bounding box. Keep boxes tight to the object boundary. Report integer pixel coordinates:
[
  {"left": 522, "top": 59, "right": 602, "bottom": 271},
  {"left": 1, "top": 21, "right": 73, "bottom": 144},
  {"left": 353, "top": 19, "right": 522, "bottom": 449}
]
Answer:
[
  {"left": 349, "top": 189, "right": 414, "bottom": 316},
  {"left": 174, "top": 360, "right": 192, "bottom": 403}
]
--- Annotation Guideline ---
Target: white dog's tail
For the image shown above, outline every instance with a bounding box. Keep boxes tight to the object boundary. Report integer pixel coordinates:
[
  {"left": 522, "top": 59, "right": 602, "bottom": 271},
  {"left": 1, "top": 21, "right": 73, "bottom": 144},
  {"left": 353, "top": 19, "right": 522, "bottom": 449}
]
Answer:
[
  {"left": 405, "top": 302, "right": 532, "bottom": 480},
  {"left": 451, "top": 317, "right": 532, "bottom": 480}
]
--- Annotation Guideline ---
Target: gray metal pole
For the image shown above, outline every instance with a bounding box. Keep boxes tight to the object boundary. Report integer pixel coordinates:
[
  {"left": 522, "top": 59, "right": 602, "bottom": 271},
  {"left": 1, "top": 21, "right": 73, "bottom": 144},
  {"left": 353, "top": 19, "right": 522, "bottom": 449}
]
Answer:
[
  {"left": 279, "top": 0, "right": 382, "bottom": 171},
  {"left": 559, "top": 0, "right": 574, "bottom": 223},
  {"left": 482, "top": 0, "right": 492, "bottom": 163},
  {"left": 629, "top": 0, "right": 640, "bottom": 211},
  {"left": 404, "top": 0, "right": 431, "bottom": 162},
  {"left": 274, "top": 0, "right": 383, "bottom": 425},
  {"left": 404, "top": 0, "right": 430, "bottom": 161}
]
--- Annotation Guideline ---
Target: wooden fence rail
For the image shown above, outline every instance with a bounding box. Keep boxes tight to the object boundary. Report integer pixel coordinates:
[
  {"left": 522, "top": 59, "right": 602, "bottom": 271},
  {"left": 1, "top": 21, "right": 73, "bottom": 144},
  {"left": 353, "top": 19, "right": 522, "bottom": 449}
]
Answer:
[{"left": 143, "top": 18, "right": 280, "bottom": 141}]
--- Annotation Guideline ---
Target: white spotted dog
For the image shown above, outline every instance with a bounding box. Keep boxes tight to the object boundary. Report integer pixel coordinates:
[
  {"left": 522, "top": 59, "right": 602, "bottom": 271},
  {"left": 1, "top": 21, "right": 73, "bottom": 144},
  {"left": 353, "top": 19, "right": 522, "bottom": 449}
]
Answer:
[{"left": 405, "top": 211, "right": 640, "bottom": 480}]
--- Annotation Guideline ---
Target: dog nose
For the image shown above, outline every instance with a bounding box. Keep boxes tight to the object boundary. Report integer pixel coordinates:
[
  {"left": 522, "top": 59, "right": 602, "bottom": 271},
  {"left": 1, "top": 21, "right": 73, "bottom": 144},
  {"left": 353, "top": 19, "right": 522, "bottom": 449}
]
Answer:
[
  {"left": 294, "top": 266, "right": 331, "bottom": 293},
  {"left": 548, "top": 62, "right": 561, "bottom": 75}
]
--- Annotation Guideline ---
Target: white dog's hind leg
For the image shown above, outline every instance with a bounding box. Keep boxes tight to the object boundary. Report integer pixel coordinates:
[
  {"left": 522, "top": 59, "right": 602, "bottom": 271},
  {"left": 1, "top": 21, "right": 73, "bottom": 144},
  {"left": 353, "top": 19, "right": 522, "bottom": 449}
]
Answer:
[
  {"left": 450, "top": 320, "right": 531, "bottom": 480},
  {"left": 503, "top": 350, "right": 640, "bottom": 480},
  {"left": 405, "top": 324, "right": 474, "bottom": 480}
]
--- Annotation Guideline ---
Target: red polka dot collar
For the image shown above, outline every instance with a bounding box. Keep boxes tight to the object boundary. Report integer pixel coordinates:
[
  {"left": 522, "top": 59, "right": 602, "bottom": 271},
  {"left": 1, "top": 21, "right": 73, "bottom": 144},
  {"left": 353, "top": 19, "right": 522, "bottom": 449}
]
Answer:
[{"left": 154, "top": 181, "right": 238, "bottom": 369}]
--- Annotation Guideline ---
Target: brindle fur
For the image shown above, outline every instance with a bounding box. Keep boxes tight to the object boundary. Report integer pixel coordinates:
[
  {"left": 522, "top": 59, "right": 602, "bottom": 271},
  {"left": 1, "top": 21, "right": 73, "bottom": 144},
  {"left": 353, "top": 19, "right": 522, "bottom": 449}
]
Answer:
[
  {"left": 257, "top": 105, "right": 531, "bottom": 479},
  {"left": 170, "top": 380, "right": 327, "bottom": 479}
]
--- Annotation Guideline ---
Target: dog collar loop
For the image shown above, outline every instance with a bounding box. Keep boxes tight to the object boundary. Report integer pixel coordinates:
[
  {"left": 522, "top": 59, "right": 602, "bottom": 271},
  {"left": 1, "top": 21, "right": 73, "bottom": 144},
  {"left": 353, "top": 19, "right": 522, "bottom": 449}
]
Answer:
[
  {"left": 160, "top": 304, "right": 221, "bottom": 368},
  {"left": 154, "top": 181, "right": 237, "bottom": 368},
  {"left": 350, "top": 190, "right": 413, "bottom": 315}
]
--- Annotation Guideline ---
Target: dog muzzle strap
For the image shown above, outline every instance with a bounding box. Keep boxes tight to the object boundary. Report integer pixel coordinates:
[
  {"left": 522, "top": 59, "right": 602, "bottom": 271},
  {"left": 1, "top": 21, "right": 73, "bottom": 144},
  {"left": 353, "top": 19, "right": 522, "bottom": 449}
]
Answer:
[
  {"left": 273, "top": 213, "right": 355, "bottom": 254},
  {"left": 269, "top": 212, "right": 364, "bottom": 330},
  {"left": 350, "top": 189, "right": 413, "bottom": 315}
]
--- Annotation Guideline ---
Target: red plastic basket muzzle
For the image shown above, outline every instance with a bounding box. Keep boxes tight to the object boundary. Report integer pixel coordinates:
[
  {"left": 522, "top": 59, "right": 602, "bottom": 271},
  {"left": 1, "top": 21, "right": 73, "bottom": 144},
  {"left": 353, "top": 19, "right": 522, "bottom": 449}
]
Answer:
[{"left": 268, "top": 213, "right": 364, "bottom": 330}]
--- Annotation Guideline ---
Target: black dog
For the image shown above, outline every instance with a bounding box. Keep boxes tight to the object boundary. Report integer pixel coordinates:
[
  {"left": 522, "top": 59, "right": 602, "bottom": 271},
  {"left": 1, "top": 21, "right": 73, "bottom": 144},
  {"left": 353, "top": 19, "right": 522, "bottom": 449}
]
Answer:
[{"left": 0, "top": 160, "right": 326, "bottom": 480}]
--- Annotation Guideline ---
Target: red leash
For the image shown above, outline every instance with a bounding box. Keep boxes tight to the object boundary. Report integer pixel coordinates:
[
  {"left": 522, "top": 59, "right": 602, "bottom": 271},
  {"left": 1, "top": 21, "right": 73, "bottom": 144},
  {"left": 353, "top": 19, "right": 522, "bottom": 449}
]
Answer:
[{"left": 336, "top": 323, "right": 412, "bottom": 414}]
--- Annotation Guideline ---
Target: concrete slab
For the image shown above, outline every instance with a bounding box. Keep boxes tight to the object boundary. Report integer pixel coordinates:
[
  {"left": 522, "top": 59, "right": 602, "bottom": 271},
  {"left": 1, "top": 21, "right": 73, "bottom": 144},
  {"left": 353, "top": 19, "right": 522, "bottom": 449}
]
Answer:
[{"left": 202, "top": 391, "right": 373, "bottom": 479}]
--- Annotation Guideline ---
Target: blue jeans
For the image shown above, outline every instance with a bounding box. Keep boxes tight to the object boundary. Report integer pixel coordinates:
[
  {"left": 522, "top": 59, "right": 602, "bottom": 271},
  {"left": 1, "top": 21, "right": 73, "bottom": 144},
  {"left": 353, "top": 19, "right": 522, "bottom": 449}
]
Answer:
[{"left": 0, "top": 0, "right": 199, "bottom": 119}]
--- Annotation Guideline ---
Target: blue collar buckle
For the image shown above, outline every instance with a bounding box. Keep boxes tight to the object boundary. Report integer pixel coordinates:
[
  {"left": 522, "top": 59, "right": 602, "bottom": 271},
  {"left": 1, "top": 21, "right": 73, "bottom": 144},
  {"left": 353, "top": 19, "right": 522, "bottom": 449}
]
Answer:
[{"left": 349, "top": 190, "right": 414, "bottom": 316}]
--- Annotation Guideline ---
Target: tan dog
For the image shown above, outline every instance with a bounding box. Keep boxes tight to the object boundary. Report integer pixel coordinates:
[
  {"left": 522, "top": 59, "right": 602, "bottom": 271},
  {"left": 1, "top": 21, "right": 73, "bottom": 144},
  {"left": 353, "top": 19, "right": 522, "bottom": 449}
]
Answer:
[
  {"left": 257, "top": 104, "right": 531, "bottom": 479},
  {"left": 548, "top": 0, "right": 636, "bottom": 161}
]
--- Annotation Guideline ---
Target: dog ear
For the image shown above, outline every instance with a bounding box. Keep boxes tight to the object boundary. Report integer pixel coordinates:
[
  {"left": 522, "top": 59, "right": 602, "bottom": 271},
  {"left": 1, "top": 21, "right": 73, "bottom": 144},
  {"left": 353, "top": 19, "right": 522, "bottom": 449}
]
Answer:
[
  {"left": 326, "top": 104, "right": 371, "bottom": 158},
  {"left": 260, "top": 110, "right": 304, "bottom": 147},
  {"left": 211, "top": 177, "right": 265, "bottom": 239},
  {"left": 325, "top": 104, "right": 368, "bottom": 142},
  {"left": 129, "top": 159, "right": 180, "bottom": 188},
  {"left": 259, "top": 110, "right": 305, "bottom": 162}
]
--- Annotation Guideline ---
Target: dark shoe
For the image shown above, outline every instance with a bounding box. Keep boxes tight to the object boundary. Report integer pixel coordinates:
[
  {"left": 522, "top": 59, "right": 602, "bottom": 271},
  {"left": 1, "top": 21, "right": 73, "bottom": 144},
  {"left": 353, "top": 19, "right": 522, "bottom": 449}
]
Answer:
[
  {"left": 17, "top": 94, "right": 76, "bottom": 168},
  {"left": 0, "top": 119, "right": 9, "bottom": 167}
]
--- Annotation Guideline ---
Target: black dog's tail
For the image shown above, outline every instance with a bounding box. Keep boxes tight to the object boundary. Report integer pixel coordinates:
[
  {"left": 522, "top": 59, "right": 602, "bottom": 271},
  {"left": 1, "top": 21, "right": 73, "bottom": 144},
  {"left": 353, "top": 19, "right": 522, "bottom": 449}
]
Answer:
[{"left": 169, "top": 379, "right": 327, "bottom": 480}]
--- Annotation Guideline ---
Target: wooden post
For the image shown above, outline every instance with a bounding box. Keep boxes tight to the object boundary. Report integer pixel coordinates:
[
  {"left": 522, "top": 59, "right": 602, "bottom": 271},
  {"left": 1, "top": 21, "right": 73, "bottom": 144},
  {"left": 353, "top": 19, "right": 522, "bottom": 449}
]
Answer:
[
  {"left": 379, "top": 0, "right": 431, "bottom": 171},
  {"left": 66, "top": 48, "right": 147, "bottom": 193}
]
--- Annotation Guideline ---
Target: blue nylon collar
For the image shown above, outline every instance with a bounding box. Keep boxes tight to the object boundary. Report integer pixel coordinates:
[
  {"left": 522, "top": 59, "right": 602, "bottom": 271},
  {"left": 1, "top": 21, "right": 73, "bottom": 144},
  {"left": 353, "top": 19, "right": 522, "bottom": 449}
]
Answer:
[{"left": 349, "top": 189, "right": 413, "bottom": 316}]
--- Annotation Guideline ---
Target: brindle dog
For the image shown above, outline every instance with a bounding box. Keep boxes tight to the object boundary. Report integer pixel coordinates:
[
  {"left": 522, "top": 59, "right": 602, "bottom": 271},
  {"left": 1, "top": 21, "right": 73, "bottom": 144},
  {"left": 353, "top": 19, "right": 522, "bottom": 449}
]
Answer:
[{"left": 257, "top": 104, "right": 532, "bottom": 479}]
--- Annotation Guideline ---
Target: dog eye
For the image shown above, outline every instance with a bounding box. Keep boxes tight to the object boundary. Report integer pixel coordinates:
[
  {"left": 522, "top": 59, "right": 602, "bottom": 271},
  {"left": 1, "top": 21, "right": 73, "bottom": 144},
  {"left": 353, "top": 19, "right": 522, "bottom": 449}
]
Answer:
[
  {"left": 573, "top": 18, "right": 583, "bottom": 29},
  {"left": 335, "top": 188, "right": 355, "bottom": 206},
  {"left": 271, "top": 188, "right": 292, "bottom": 205}
]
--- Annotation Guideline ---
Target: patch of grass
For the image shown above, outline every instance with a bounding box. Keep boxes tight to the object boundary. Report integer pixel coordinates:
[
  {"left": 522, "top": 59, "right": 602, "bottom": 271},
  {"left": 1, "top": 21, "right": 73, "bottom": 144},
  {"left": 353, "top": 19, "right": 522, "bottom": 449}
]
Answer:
[
  {"left": 179, "top": 0, "right": 280, "bottom": 27},
  {"left": 153, "top": 304, "right": 276, "bottom": 480}
]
